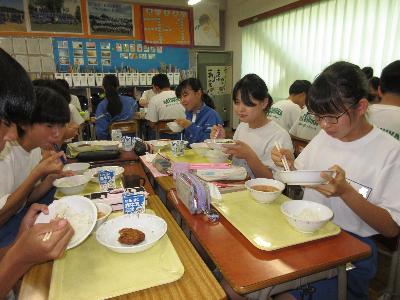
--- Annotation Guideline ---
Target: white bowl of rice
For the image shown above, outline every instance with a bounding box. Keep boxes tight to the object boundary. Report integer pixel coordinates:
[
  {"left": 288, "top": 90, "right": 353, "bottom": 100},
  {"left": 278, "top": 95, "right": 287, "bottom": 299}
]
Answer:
[
  {"left": 280, "top": 200, "right": 333, "bottom": 233},
  {"left": 35, "top": 195, "right": 97, "bottom": 249}
]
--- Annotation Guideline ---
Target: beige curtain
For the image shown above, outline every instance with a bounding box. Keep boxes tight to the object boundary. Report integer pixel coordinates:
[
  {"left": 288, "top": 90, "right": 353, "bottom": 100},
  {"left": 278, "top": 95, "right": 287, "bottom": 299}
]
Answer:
[{"left": 242, "top": 0, "right": 400, "bottom": 99}]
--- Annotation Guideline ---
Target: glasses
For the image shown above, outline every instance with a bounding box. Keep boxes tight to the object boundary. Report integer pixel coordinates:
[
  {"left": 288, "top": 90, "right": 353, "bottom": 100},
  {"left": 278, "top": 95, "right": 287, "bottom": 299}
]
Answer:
[{"left": 309, "top": 103, "right": 358, "bottom": 125}]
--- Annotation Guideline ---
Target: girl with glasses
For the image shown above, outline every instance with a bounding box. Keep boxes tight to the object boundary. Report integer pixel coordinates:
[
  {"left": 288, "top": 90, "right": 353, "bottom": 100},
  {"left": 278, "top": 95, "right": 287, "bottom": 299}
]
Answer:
[{"left": 272, "top": 62, "right": 400, "bottom": 300}]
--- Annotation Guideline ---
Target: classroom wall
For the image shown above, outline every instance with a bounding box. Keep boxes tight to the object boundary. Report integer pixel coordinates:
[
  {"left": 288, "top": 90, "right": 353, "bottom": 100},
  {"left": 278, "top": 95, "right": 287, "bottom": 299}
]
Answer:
[{"left": 225, "top": 0, "right": 297, "bottom": 127}]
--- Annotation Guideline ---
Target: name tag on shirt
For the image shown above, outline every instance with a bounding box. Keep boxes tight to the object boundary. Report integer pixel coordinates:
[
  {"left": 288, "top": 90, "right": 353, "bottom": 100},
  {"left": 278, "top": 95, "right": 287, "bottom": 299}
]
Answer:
[{"left": 347, "top": 178, "right": 372, "bottom": 199}]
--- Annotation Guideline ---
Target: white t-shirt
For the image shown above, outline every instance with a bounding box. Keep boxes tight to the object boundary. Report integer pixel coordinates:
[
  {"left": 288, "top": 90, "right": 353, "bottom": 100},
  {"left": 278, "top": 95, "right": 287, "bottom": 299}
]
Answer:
[
  {"left": 140, "top": 89, "right": 156, "bottom": 107},
  {"left": 146, "top": 90, "right": 185, "bottom": 122},
  {"left": 268, "top": 99, "right": 302, "bottom": 131},
  {"left": 368, "top": 104, "right": 400, "bottom": 141},
  {"left": 295, "top": 127, "right": 400, "bottom": 237},
  {"left": 69, "top": 103, "right": 84, "bottom": 126},
  {"left": 0, "top": 142, "right": 42, "bottom": 210},
  {"left": 289, "top": 107, "right": 321, "bottom": 141},
  {"left": 70, "top": 95, "right": 82, "bottom": 112},
  {"left": 233, "top": 121, "right": 293, "bottom": 178}
]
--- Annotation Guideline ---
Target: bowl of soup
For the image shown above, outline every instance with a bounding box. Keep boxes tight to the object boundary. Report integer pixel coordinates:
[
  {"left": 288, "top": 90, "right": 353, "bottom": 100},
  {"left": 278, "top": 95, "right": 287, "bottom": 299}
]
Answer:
[{"left": 245, "top": 178, "right": 285, "bottom": 204}]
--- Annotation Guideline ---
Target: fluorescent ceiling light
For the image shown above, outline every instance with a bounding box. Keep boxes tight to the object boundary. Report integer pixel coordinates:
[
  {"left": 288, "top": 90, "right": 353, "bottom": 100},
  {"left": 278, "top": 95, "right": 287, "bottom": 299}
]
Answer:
[{"left": 188, "top": 0, "right": 202, "bottom": 5}]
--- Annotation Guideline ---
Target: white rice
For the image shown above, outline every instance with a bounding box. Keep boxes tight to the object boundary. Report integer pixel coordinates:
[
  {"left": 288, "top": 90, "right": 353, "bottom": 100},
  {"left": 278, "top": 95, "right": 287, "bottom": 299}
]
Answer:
[
  {"left": 295, "top": 208, "right": 321, "bottom": 222},
  {"left": 55, "top": 204, "right": 92, "bottom": 244}
]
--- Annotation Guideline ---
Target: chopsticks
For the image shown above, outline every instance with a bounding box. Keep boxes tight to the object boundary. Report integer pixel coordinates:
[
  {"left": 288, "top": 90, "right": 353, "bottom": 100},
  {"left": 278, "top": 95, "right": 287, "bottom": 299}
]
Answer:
[
  {"left": 53, "top": 144, "right": 66, "bottom": 164},
  {"left": 42, "top": 213, "right": 65, "bottom": 242},
  {"left": 274, "top": 141, "right": 290, "bottom": 171}
]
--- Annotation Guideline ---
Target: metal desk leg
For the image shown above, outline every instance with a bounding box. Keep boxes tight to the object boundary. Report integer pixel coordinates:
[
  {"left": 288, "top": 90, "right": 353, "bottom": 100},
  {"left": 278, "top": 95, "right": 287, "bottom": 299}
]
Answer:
[{"left": 337, "top": 264, "right": 347, "bottom": 300}]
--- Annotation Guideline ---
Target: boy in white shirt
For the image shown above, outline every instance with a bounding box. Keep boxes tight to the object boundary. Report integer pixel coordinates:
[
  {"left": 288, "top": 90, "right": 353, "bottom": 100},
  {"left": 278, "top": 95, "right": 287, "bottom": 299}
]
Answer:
[
  {"left": 289, "top": 106, "right": 321, "bottom": 141},
  {"left": 269, "top": 80, "right": 311, "bottom": 131},
  {"left": 139, "top": 88, "right": 156, "bottom": 108},
  {"left": 0, "top": 50, "right": 73, "bottom": 298},
  {"left": 368, "top": 60, "right": 400, "bottom": 140},
  {"left": 0, "top": 86, "right": 71, "bottom": 247}
]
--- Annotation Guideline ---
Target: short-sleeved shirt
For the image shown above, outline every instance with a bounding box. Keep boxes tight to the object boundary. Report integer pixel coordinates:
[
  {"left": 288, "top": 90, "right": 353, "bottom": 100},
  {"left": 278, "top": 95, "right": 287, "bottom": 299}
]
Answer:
[
  {"left": 145, "top": 90, "right": 185, "bottom": 122},
  {"left": 268, "top": 99, "right": 302, "bottom": 131}
]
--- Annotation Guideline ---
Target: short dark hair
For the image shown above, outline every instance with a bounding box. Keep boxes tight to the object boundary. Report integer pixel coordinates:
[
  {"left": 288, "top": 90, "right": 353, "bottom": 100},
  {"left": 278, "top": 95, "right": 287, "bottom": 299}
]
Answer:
[
  {"left": 361, "top": 67, "right": 374, "bottom": 80},
  {"left": 55, "top": 78, "right": 70, "bottom": 90},
  {"left": 32, "top": 79, "right": 71, "bottom": 104},
  {"left": 152, "top": 73, "right": 170, "bottom": 89},
  {"left": 0, "top": 49, "right": 34, "bottom": 125},
  {"left": 380, "top": 60, "right": 400, "bottom": 95},
  {"left": 232, "top": 74, "right": 272, "bottom": 112},
  {"left": 369, "top": 77, "right": 380, "bottom": 91},
  {"left": 307, "top": 61, "right": 368, "bottom": 115},
  {"left": 289, "top": 80, "right": 312, "bottom": 95}
]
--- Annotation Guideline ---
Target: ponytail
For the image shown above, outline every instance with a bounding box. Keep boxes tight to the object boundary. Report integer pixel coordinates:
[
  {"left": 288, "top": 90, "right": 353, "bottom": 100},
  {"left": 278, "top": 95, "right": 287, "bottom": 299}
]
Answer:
[
  {"left": 201, "top": 93, "right": 215, "bottom": 109},
  {"left": 103, "top": 74, "right": 122, "bottom": 117}
]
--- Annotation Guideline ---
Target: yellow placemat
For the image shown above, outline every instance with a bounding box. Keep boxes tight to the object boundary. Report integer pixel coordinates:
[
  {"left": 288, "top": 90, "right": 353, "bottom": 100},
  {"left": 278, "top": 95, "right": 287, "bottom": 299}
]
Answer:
[
  {"left": 214, "top": 191, "right": 341, "bottom": 251},
  {"left": 49, "top": 209, "right": 184, "bottom": 300},
  {"left": 164, "top": 149, "right": 210, "bottom": 163},
  {"left": 54, "top": 178, "right": 123, "bottom": 199}
]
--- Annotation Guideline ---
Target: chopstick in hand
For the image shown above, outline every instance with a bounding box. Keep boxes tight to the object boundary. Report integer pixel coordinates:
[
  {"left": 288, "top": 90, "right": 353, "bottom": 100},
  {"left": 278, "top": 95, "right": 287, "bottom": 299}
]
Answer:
[
  {"left": 274, "top": 141, "right": 290, "bottom": 171},
  {"left": 42, "top": 213, "right": 65, "bottom": 242},
  {"left": 53, "top": 144, "right": 66, "bottom": 164}
]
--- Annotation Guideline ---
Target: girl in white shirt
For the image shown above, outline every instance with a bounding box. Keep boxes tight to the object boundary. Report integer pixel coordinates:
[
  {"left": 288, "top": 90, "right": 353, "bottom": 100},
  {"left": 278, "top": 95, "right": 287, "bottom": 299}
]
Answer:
[
  {"left": 272, "top": 62, "right": 400, "bottom": 300},
  {"left": 212, "top": 74, "right": 292, "bottom": 178}
]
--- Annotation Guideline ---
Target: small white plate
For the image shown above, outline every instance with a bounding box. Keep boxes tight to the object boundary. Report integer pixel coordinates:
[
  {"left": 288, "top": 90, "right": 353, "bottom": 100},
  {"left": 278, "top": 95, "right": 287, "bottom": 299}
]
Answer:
[
  {"left": 35, "top": 196, "right": 97, "bottom": 249},
  {"left": 96, "top": 213, "right": 167, "bottom": 254}
]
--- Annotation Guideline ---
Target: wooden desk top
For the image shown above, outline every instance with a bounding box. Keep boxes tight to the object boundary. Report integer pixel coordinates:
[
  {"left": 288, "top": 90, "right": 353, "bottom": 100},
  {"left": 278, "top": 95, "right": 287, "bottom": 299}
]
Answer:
[
  {"left": 19, "top": 194, "right": 226, "bottom": 300},
  {"left": 67, "top": 150, "right": 139, "bottom": 166},
  {"left": 167, "top": 190, "right": 371, "bottom": 294},
  {"left": 155, "top": 175, "right": 176, "bottom": 192}
]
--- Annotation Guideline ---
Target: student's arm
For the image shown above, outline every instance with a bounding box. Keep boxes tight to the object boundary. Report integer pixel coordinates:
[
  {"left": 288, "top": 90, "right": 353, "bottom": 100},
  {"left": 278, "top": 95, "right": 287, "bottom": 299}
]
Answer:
[
  {"left": 223, "top": 141, "right": 274, "bottom": 179},
  {"left": 0, "top": 219, "right": 73, "bottom": 298},
  {"left": 316, "top": 165, "right": 400, "bottom": 238},
  {"left": 0, "top": 152, "right": 64, "bottom": 226}
]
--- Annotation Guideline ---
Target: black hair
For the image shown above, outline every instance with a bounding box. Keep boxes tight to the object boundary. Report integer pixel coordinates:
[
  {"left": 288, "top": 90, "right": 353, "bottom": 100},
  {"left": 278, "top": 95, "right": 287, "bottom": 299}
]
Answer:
[
  {"left": 380, "top": 60, "right": 400, "bottom": 95},
  {"left": 307, "top": 61, "right": 368, "bottom": 115},
  {"left": 55, "top": 78, "right": 70, "bottom": 90},
  {"left": 152, "top": 73, "right": 170, "bottom": 89},
  {"left": 0, "top": 49, "right": 34, "bottom": 125},
  {"left": 175, "top": 78, "right": 216, "bottom": 109},
  {"left": 18, "top": 86, "right": 70, "bottom": 137},
  {"left": 232, "top": 74, "right": 272, "bottom": 112},
  {"left": 102, "top": 74, "right": 122, "bottom": 118},
  {"left": 289, "top": 80, "right": 311, "bottom": 95},
  {"left": 32, "top": 79, "right": 71, "bottom": 104},
  {"left": 361, "top": 67, "right": 374, "bottom": 80}
]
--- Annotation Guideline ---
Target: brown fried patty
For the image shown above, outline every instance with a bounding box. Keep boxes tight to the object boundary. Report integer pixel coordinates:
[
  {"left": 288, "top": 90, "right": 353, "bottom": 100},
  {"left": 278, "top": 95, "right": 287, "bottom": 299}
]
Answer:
[{"left": 118, "top": 228, "right": 145, "bottom": 245}]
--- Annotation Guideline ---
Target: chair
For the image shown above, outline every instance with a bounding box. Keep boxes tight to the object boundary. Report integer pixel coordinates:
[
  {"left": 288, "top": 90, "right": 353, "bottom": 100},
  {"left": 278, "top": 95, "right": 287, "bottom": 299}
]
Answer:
[
  {"left": 290, "top": 135, "right": 310, "bottom": 157},
  {"left": 109, "top": 120, "right": 138, "bottom": 137},
  {"left": 373, "top": 234, "right": 400, "bottom": 299},
  {"left": 153, "top": 119, "right": 176, "bottom": 139}
]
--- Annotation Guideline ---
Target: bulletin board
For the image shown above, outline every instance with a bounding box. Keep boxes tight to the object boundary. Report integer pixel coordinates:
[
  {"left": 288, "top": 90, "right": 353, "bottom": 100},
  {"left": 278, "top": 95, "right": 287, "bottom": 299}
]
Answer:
[
  {"left": 52, "top": 37, "right": 189, "bottom": 73},
  {"left": 141, "top": 6, "right": 192, "bottom": 47}
]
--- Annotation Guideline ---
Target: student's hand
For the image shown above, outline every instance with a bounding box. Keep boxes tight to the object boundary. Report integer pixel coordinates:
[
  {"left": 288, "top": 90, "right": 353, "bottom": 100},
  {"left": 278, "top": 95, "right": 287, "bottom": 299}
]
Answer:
[
  {"left": 210, "top": 124, "right": 225, "bottom": 139},
  {"left": 175, "top": 119, "right": 192, "bottom": 129},
  {"left": 311, "top": 165, "right": 353, "bottom": 197},
  {"left": 33, "top": 151, "right": 65, "bottom": 178},
  {"left": 271, "top": 146, "right": 295, "bottom": 170},
  {"left": 221, "top": 140, "right": 255, "bottom": 159},
  {"left": 18, "top": 204, "right": 49, "bottom": 235},
  {"left": 11, "top": 219, "right": 74, "bottom": 266}
]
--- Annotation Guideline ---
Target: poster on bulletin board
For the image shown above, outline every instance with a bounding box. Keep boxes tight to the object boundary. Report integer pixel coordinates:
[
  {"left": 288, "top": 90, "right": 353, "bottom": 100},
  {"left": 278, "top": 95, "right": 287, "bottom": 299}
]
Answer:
[
  {"left": 193, "top": 4, "right": 220, "bottom": 46},
  {"left": 52, "top": 37, "right": 189, "bottom": 74},
  {"left": 29, "top": 0, "right": 82, "bottom": 33},
  {"left": 206, "top": 66, "right": 226, "bottom": 95},
  {"left": 0, "top": 0, "right": 26, "bottom": 32},
  {"left": 141, "top": 6, "right": 192, "bottom": 47},
  {"left": 87, "top": 0, "right": 134, "bottom": 36}
]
